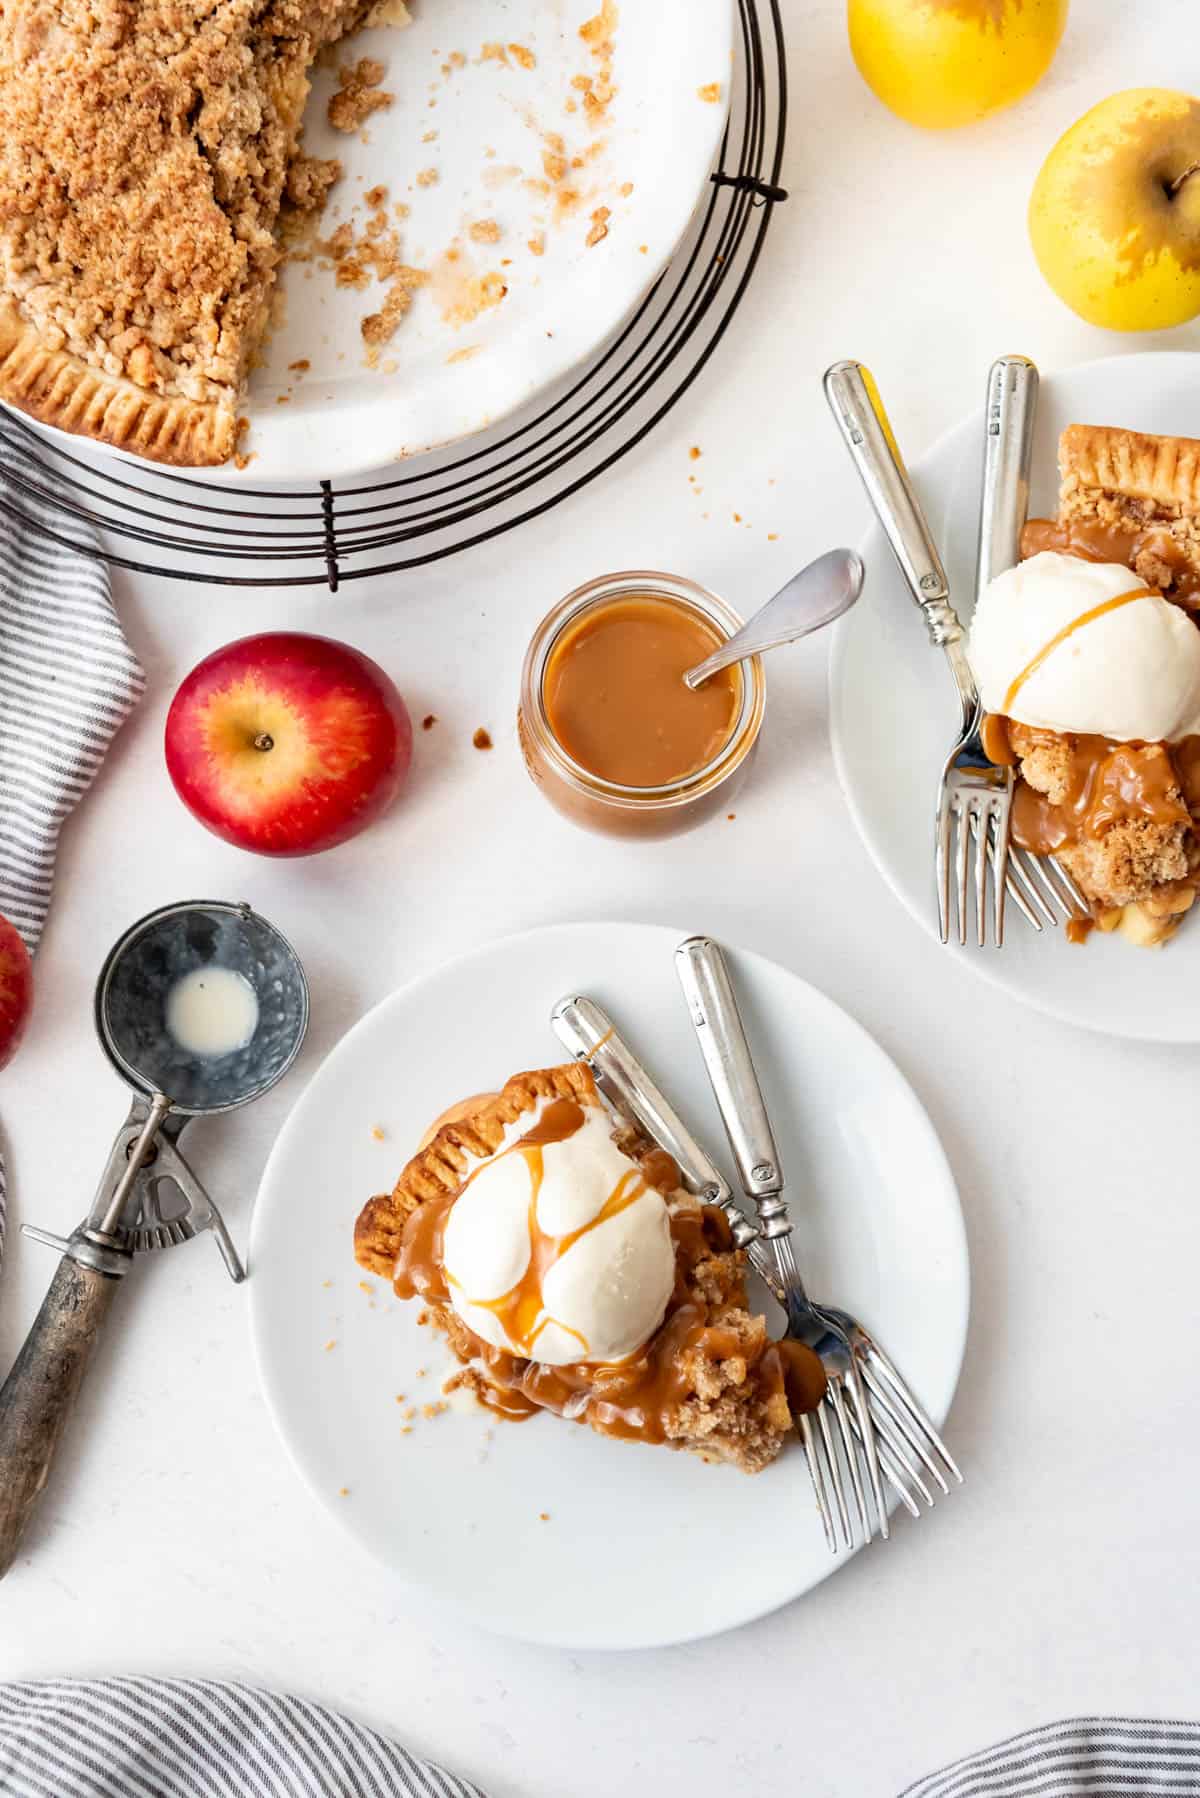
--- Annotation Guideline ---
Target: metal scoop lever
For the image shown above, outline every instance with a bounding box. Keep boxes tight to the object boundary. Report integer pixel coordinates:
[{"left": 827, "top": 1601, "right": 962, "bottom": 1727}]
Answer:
[
  {"left": 0, "top": 899, "right": 307, "bottom": 1581},
  {"left": 550, "top": 994, "right": 769, "bottom": 1267},
  {"left": 23, "top": 1104, "right": 245, "bottom": 1279}
]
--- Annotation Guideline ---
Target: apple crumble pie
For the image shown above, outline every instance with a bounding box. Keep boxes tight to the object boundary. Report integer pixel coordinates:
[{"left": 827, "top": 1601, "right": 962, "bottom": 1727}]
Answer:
[
  {"left": 355, "top": 1062, "right": 825, "bottom": 1472},
  {"left": 0, "top": 0, "right": 406, "bottom": 464}
]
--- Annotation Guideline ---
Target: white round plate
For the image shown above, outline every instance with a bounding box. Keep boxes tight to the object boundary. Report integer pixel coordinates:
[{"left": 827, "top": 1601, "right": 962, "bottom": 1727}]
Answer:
[
  {"left": 82, "top": 0, "right": 730, "bottom": 483},
  {"left": 831, "top": 351, "right": 1200, "bottom": 1044},
  {"left": 250, "top": 921, "right": 968, "bottom": 1650}
]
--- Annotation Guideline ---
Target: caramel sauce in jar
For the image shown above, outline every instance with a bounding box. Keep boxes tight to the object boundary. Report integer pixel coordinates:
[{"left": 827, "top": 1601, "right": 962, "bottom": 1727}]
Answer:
[
  {"left": 519, "top": 572, "right": 766, "bottom": 839},
  {"left": 542, "top": 596, "right": 740, "bottom": 788}
]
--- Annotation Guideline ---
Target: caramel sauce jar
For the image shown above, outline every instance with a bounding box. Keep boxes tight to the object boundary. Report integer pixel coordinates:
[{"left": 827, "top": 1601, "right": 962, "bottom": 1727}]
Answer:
[{"left": 518, "top": 572, "right": 766, "bottom": 839}]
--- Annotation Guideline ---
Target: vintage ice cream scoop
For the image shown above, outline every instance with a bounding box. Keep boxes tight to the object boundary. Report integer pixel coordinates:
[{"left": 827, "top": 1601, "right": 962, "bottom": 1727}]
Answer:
[{"left": 0, "top": 899, "right": 308, "bottom": 1579}]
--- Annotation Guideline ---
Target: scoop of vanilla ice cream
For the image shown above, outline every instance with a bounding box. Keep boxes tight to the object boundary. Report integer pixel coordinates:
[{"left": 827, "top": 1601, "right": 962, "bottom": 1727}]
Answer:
[
  {"left": 441, "top": 1102, "right": 676, "bottom": 1366},
  {"left": 968, "top": 550, "right": 1200, "bottom": 742}
]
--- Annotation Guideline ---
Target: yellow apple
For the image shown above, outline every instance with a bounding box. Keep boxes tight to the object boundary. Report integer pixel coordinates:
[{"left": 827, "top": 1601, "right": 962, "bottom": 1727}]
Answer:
[
  {"left": 1029, "top": 88, "right": 1200, "bottom": 332},
  {"left": 848, "top": 0, "right": 1068, "bottom": 131}
]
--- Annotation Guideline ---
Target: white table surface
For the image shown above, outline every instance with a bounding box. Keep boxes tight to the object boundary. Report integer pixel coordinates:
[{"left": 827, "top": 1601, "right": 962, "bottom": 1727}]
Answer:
[{"left": 4, "top": 3, "right": 1200, "bottom": 1792}]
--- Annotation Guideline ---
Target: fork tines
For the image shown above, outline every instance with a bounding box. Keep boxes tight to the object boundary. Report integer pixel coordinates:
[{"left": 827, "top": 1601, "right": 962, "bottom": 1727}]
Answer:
[
  {"left": 936, "top": 760, "right": 1012, "bottom": 947},
  {"left": 937, "top": 762, "right": 1090, "bottom": 947},
  {"left": 860, "top": 1337, "right": 962, "bottom": 1504},
  {"left": 768, "top": 1239, "right": 886, "bottom": 1554}
]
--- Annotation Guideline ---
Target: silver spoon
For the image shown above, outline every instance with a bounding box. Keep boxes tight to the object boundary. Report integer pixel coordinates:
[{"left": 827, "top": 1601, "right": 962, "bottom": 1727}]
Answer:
[{"left": 684, "top": 546, "right": 864, "bottom": 689}]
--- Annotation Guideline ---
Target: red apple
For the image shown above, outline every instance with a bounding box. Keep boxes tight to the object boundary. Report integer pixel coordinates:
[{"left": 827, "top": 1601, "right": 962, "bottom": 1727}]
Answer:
[
  {"left": 0, "top": 912, "right": 33, "bottom": 1071},
  {"left": 165, "top": 633, "right": 412, "bottom": 856}
]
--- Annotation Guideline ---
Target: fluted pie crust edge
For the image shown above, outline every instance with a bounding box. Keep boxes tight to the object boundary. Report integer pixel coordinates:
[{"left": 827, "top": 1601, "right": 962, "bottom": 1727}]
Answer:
[
  {"left": 354, "top": 1063, "right": 596, "bottom": 1277},
  {"left": 0, "top": 302, "right": 233, "bottom": 467}
]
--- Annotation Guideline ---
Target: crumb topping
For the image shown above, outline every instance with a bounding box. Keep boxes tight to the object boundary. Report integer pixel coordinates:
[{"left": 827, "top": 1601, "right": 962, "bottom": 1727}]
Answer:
[{"left": 328, "top": 56, "right": 394, "bottom": 133}]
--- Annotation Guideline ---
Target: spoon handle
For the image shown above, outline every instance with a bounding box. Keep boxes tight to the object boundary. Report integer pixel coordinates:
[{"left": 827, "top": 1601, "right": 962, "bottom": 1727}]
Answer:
[{"left": 683, "top": 546, "right": 864, "bottom": 689}]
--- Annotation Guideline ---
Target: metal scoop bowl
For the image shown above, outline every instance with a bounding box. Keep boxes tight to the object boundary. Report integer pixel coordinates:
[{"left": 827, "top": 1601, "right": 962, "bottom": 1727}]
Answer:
[{"left": 0, "top": 899, "right": 308, "bottom": 1578}]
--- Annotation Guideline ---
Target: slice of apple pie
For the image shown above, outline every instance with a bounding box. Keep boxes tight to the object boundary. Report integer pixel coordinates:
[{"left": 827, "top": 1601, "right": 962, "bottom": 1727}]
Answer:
[
  {"left": 971, "top": 425, "right": 1200, "bottom": 946},
  {"left": 354, "top": 1061, "right": 825, "bottom": 1472}
]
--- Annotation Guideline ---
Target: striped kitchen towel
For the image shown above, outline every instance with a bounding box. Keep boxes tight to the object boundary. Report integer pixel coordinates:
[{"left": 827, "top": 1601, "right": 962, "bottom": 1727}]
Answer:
[
  {"left": 901, "top": 1718, "right": 1200, "bottom": 1796},
  {"left": 0, "top": 1678, "right": 488, "bottom": 1798},
  {"left": 0, "top": 447, "right": 144, "bottom": 1303},
  {"left": 0, "top": 443, "right": 145, "bottom": 955}
]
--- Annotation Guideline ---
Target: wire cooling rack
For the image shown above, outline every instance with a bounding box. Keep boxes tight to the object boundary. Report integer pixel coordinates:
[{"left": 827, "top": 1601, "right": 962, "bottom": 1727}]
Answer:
[{"left": 0, "top": 0, "right": 787, "bottom": 589}]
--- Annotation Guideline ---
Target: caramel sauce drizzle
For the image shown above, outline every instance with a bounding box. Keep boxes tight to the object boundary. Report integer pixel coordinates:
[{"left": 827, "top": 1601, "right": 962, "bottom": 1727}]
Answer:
[
  {"left": 393, "top": 1097, "right": 827, "bottom": 1443},
  {"left": 438, "top": 1096, "right": 640, "bottom": 1358},
  {"left": 1021, "top": 517, "right": 1200, "bottom": 605},
  {"left": 1002, "top": 587, "right": 1154, "bottom": 716},
  {"left": 454, "top": 1152, "right": 649, "bottom": 1358}
]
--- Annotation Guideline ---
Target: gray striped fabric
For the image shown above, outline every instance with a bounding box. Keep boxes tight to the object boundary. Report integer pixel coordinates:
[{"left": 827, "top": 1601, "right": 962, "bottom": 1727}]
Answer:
[
  {"left": 0, "top": 448, "right": 144, "bottom": 1280},
  {"left": 0, "top": 447, "right": 145, "bottom": 956},
  {"left": 900, "top": 1718, "right": 1200, "bottom": 1796},
  {"left": 0, "top": 1679, "right": 488, "bottom": 1798}
]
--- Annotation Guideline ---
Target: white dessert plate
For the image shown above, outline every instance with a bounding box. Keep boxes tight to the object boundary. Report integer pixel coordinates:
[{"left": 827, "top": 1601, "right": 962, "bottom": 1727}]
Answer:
[
  {"left": 831, "top": 350, "right": 1200, "bottom": 1044},
  {"left": 54, "top": 0, "right": 732, "bottom": 484},
  {"left": 250, "top": 920, "right": 968, "bottom": 1650}
]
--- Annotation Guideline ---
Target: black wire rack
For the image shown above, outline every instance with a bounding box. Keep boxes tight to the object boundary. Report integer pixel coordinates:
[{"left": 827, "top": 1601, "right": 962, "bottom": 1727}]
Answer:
[{"left": 0, "top": 0, "right": 787, "bottom": 590}]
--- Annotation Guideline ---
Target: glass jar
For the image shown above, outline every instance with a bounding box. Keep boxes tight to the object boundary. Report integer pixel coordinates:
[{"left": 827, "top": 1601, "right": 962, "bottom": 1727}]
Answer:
[{"left": 518, "top": 571, "right": 766, "bottom": 839}]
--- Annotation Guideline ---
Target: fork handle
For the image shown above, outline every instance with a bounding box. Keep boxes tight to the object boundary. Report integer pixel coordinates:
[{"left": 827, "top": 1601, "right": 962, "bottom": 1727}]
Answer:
[
  {"left": 550, "top": 995, "right": 764, "bottom": 1258},
  {"left": 824, "top": 361, "right": 960, "bottom": 645},
  {"left": 551, "top": 994, "right": 733, "bottom": 1208},
  {"left": 977, "top": 355, "right": 1038, "bottom": 596},
  {"left": 824, "top": 359, "right": 979, "bottom": 726},
  {"left": 675, "top": 937, "right": 791, "bottom": 1240}
]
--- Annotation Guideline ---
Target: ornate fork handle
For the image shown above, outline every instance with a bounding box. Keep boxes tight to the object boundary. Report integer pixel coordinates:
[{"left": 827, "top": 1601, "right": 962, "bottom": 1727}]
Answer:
[
  {"left": 549, "top": 994, "right": 761, "bottom": 1257},
  {"left": 824, "top": 359, "right": 981, "bottom": 733}
]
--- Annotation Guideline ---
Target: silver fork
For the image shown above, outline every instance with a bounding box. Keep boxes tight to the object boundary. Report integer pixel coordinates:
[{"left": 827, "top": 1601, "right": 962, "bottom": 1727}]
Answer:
[
  {"left": 974, "top": 355, "right": 1090, "bottom": 932},
  {"left": 823, "top": 358, "right": 1085, "bottom": 945},
  {"left": 809, "top": 1303, "right": 961, "bottom": 1515},
  {"left": 674, "top": 936, "right": 962, "bottom": 1529},
  {"left": 551, "top": 989, "right": 951, "bottom": 1534},
  {"left": 549, "top": 993, "right": 879, "bottom": 1553},
  {"left": 671, "top": 943, "right": 894, "bottom": 1552}
]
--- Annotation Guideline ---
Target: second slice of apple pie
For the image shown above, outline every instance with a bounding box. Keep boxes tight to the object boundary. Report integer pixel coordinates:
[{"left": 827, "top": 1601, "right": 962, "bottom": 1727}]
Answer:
[
  {"left": 970, "top": 424, "right": 1200, "bottom": 946},
  {"left": 355, "top": 1062, "right": 825, "bottom": 1472}
]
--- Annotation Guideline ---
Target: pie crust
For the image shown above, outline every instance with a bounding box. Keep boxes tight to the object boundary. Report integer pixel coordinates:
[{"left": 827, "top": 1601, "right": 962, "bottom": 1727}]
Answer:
[
  {"left": 0, "top": 302, "right": 232, "bottom": 466},
  {"left": 1060, "top": 424, "right": 1200, "bottom": 514},
  {"left": 1053, "top": 424, "right": 1200, "bottom": 603}
]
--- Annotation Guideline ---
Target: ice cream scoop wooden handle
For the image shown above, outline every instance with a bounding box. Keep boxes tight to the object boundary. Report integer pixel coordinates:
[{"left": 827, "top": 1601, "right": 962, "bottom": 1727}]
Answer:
[{"left": 0, "top": 1255, "right": 121, "bottom": 1579}]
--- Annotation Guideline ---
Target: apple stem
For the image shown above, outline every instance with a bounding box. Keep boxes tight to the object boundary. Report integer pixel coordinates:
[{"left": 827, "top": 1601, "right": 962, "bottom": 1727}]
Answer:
[
  {"left": 254, "top": 732, "right": 274, "bottom": 752},
  {"left": 1170, "top": 160, "right": 1200, "bottom": 199}
]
